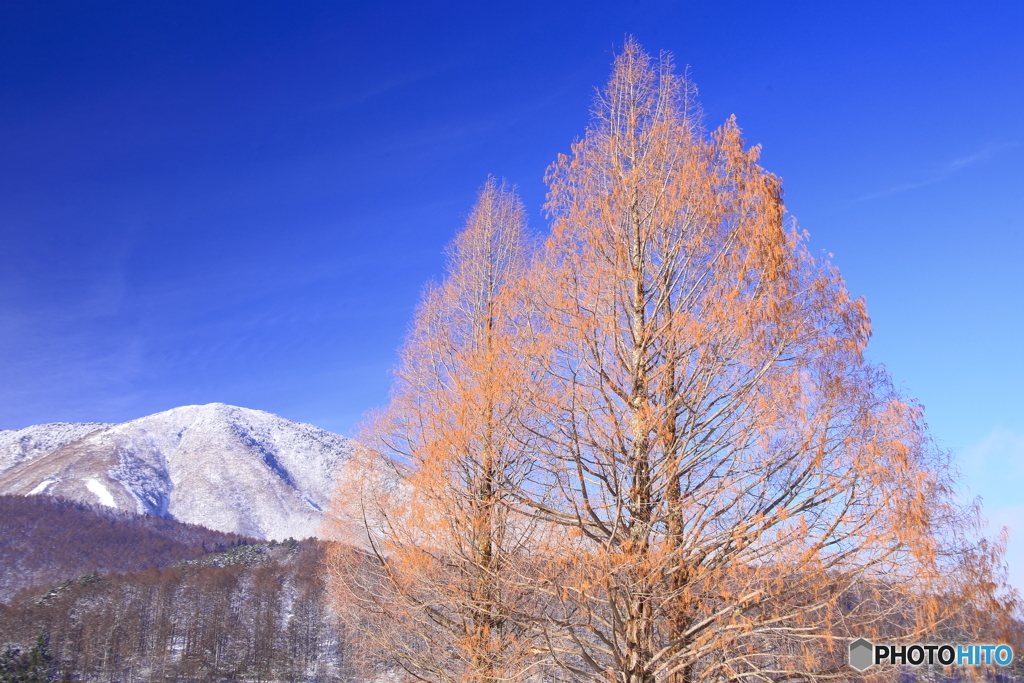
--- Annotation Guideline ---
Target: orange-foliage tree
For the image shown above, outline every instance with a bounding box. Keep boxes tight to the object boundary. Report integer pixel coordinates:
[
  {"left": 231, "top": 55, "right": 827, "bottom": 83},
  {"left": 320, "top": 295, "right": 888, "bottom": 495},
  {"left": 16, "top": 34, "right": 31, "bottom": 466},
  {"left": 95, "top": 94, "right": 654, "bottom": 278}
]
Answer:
[
  {"left": 326, "top": 40, "right": 1018, "bottom": 683},
  {"left": 509, "top": 38, "right": 1015, "bottom": 683},
  {"left": 325, "top": 178, "right": 546, "bottom": 683}
]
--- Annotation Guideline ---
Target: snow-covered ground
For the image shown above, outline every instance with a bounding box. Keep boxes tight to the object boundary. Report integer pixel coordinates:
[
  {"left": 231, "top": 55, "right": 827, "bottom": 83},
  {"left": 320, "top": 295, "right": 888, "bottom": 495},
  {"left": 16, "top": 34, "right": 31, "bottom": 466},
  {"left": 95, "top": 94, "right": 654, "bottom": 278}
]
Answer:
[
  {"left": 27, "top": 478, "right": 56, "bottom": 495},
  {"left": 85, "top": 478, "right": 116, "bottom": 507}
]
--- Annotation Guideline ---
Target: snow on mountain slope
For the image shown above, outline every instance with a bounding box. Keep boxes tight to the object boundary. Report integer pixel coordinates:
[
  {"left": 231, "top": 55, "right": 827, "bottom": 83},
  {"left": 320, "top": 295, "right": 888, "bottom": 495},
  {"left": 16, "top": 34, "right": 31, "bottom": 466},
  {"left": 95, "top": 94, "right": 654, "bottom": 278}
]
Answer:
[
  {"left": 0, "top": 404, "right": 358, "bottom": 540},
  {"left": 0, "top": 422, "right": 111, "bottom": 473}
]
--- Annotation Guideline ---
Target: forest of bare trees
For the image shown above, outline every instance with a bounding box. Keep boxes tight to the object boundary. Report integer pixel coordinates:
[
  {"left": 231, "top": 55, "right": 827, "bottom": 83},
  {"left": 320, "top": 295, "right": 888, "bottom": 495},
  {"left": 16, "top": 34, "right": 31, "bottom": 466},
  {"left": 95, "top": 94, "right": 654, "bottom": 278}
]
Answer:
[
  {"left": 1, "top": 538, "right": 349, "bottom": 683},
  {"left": 0, "top": 494, "right": 253, "bottom": 602},
  {"left": 325, "top": 39, "right": 1020, "bottom": 683}
]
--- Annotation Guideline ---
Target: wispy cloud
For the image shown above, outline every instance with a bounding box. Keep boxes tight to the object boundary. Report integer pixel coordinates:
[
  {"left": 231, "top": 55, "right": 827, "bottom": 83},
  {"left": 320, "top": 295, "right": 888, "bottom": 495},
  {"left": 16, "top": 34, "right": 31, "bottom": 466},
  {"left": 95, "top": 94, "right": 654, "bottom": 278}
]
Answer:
[{"left": 859, "top": 141, "right": 1016, "bottom": 201}]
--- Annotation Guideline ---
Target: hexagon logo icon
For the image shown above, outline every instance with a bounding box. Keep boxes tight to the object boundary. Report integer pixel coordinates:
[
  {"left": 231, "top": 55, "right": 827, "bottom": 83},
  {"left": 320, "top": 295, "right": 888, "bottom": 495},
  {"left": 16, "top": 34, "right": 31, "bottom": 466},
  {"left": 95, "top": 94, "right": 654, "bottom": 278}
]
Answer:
[{"left": 849, "top": 638, "right": 874, "bottom": 671}]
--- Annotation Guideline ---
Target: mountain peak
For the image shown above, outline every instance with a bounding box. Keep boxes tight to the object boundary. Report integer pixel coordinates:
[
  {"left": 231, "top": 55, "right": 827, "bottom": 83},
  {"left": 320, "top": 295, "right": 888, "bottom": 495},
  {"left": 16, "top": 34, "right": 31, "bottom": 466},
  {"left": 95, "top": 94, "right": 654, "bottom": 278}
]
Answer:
[{"left": 0, "top": 405, "right": 356, "bottom": 540}]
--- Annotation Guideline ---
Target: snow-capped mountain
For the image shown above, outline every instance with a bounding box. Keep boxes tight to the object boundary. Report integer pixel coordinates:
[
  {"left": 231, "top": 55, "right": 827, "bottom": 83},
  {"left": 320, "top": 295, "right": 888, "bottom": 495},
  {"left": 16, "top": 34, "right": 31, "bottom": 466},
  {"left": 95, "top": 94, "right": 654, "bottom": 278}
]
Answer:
[{"left": 0, "top": 404, "right": 358, "bottom": 540}]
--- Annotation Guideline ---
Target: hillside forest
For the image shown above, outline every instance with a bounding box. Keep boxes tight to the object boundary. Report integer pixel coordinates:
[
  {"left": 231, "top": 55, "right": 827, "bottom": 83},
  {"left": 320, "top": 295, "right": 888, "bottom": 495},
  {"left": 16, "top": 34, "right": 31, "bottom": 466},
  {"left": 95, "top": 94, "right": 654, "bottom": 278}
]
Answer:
[{"left": 0, "top": 496, "right": 350, "bottom": 682}]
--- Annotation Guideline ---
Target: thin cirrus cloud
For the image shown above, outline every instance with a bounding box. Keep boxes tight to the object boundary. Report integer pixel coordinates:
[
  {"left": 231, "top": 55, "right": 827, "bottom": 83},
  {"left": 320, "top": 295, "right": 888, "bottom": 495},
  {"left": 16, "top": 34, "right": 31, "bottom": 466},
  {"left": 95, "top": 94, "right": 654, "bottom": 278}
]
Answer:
[{"left": 858, "top": 141, "right": 1017, "bottom": 201}]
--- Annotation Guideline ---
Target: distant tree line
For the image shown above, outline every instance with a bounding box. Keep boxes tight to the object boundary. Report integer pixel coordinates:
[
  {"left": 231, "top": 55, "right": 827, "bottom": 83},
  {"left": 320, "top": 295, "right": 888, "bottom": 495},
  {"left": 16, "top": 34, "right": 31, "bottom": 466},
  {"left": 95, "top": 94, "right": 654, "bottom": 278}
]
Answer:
[{"left": 0, "top": 494, "right": 254, "bottom": 602}]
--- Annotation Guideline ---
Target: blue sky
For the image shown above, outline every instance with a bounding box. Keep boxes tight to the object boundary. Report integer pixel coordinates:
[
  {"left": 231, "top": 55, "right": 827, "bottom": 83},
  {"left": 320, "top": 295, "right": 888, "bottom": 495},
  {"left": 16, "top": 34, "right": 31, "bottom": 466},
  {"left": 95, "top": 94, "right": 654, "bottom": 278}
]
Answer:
[{"left": 1, "top": 1, "right": 1021, "bottom": 587}]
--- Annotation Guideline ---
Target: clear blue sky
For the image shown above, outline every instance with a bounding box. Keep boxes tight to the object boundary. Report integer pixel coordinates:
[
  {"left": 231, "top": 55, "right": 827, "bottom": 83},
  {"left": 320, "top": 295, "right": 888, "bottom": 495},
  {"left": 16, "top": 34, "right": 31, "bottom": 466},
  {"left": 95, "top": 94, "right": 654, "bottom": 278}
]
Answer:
[{"left": 1, "top": 1, "right": 1021, "bottom": 586}]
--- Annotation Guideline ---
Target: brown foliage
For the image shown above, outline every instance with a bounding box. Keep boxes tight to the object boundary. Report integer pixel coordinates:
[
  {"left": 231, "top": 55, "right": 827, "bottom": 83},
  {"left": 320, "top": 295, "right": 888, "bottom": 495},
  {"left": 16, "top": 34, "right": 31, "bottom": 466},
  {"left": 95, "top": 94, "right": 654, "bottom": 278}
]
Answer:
[
  {"left": 512, "top": 38, "right": 1017, "bottom": 683},
  {"left": 325, "top": 177, "right": 546, "bottom": 683},
  {"left": 325, "top": 39, "right": 1019, "bottom": 683}
]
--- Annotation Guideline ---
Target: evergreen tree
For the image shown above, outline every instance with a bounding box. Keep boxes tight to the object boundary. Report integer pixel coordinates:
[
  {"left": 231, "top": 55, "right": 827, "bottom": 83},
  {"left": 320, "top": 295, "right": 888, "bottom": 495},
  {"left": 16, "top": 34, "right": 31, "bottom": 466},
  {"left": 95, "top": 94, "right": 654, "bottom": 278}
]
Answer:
[{"left": 0, "top": 631, "right": 55, "bottom": 683}]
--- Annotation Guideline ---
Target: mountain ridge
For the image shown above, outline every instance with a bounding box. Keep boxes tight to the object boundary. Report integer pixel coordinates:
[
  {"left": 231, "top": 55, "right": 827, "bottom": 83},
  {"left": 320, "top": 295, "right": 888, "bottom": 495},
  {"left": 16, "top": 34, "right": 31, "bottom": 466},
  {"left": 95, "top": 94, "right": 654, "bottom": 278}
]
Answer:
[{"left": 0, "top": 403, "right": 357, "bottom": 540}]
